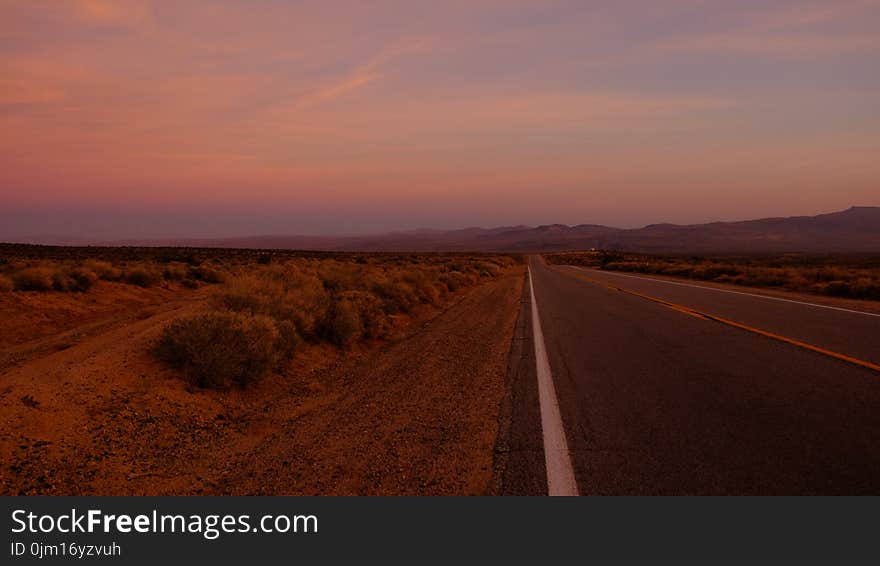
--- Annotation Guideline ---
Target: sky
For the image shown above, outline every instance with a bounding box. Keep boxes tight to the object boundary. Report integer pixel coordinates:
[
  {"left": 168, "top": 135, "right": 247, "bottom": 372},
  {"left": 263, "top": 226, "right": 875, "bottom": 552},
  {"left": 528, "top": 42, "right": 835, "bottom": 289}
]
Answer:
[{"left": 1, "top": 0, "right": 879, "bottom": 239}]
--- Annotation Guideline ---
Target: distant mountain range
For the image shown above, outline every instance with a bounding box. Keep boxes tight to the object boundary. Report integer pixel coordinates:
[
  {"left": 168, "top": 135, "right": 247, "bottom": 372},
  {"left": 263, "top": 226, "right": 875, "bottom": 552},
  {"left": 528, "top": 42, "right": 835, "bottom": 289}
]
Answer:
[{"left": 8, "top": 207, "right": 880, "bottom": 254}]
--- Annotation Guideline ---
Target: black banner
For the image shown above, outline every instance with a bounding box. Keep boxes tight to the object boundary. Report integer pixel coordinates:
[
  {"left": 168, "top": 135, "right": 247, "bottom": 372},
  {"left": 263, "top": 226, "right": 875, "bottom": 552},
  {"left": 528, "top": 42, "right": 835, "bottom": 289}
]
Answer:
[{"left": 1, "top": 497, "right": 875, "bottom": 564}]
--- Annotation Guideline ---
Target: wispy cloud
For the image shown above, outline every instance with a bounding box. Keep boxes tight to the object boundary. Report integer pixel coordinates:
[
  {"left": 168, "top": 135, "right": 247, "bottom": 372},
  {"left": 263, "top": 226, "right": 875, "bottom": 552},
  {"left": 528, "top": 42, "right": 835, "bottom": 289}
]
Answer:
[
  {"left": 291, "top": 40, "right": 428, "bottom": 108},
  {"left": 654, "top": 32, "right": 880, "bottom": 57},
  {"left": 67, "top": 0, "right": 153, "bottom": 28},
  {"left": 651, "top": 0, "right": 880, "bottom": 58},
  {"left": 296, "top": 69, "right": 380, "bottom": 107}
]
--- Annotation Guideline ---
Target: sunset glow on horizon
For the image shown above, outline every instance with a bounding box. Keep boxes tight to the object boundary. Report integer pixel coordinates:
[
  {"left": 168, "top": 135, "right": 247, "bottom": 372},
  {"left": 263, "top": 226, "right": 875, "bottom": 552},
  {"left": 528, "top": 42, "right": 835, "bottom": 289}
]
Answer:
[{"left": 2, "top": 0, "right": 879, "bottom": 239}]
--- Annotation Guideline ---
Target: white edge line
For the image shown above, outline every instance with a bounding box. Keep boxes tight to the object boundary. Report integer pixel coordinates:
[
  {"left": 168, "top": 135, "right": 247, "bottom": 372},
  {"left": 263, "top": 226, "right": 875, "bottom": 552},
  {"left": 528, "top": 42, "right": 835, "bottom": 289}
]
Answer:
[
  {"left": 569, "top": 266, "right": 880, "bottom": 318},
  {"left": 528, "top": 265, "right": 579, "bottom": 496}
]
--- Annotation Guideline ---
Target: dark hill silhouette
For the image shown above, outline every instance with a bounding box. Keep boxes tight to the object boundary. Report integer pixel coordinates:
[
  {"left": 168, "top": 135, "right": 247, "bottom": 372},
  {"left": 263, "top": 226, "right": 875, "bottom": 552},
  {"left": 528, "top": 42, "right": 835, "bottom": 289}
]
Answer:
[
  {"left": 201, "top": 207, "right": 880, "bottom": 253},
  {"left": 607, "top": 206, "right": 880, "bottom": 253},
  {"left": 9, "top": 207, "right": 880, "bottom": 253}
]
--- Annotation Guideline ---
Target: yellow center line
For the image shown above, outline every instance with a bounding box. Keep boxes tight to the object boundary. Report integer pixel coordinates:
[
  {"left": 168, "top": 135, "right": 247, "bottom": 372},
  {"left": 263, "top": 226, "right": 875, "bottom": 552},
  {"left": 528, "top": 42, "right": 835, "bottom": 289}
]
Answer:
[{"left": 559, "top": 267, "right": 880, "bottom": 374}]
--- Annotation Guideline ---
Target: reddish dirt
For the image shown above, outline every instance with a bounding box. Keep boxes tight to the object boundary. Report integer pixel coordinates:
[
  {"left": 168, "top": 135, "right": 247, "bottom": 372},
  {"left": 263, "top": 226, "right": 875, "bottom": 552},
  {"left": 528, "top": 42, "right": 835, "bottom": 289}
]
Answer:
[
  {"left": 0, "top": 282, "right": 209, "bottom": 373},
  {"left": 0, "top": 270, "right": 523, "bottom": 495}
]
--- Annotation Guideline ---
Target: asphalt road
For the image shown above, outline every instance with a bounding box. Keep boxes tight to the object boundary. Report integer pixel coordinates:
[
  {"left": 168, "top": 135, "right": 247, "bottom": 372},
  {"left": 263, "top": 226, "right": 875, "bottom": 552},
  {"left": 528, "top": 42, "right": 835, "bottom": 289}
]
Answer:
[
  {"left": 562, "top": 265, "right": 880, "bottom": 366},
  {"left": 508, "top": 256, "right": 880, "bottom": 495}
]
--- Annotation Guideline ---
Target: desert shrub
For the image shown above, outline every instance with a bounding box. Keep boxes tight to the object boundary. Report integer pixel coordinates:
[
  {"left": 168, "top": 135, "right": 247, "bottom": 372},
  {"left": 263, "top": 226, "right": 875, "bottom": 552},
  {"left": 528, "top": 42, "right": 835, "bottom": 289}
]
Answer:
[
  {"left": 662, "top": 265, "right": 693, "bottom": 277},
  {"left": 13, "top": 267, "right": 55, "bottom": 291},
  {"left": 420, "top": 281, "right": 443, "bottom": 304},
  {"left": 326, "top": 299, "right": 363, "bottom": 346},
  {"left": 441, "top": 271, "right": 476, "bottom": 292},
  {"left": 318, "top": 261, "right": 360, "bottom": 292},
  {"left": 785, "top": 274, "right": 812, "bottom": 290},
  {"left": 155, "top": 312, "right": 282, "bottom": 389},
  {"left": 824, "top": 280, "right": 851, "bottom": 297},
  {"left": 334, "top": 290, "right": 389, "bottom": 340},
  {"left": 190, "top": 265, "right": 225, "bottom": 283},
  {"left": 51, "top": 273, "right": 75, "bottom": 292},
  {"left": 548, "top": 251, "right": 880, "bottom": 302},
  {"left": 0, "top": 275, "right": 13, "bottom": 292},
  {"left": 163, "top": 263, "right": 188, "bottom": 281},
  {"left": 153, "top": 254, "right": 512, "bottom": 387},
  {"left": 475, "top": 261, "right": 501, "bottom": 277},
  {"left": 273, "top": 319, "right": 302, "bottom": 362},
  {"left": 373, "top": 278, "right": 419, "bottom": 313},
  {"left": 691, "top": 265, "right": 739, "bottom": 280},
  {"left": 52, "top": 267, "right": 98, "bottom": 292},
  {"left": 400, "top": 270, "right": 444, "bottom": 305},
  {"left": 741, "top": 269, "right": 789, "bottom": 288},
  {"left": 83, "top": 260, "right": 122, "bottom": 281},
  {"left": 441, "top": 271, "right": 469, "bottom": 291},
  {"left": 214, "top": 275, "right": 280, "bottom": 315},
  {"left": 599, "top": 251, "right": 625, "bottom": 267},
  {"left": 446, "top": 260, "right": 468, "bottom": 273},
  {"left": 851, "top": 278, "right": 880, "bottom": 300},
  {"left": 214, "top": 272, "right": 329, "bottom": 339},
  {"left": 814, "top": 267, "right": 848, "bottom": 283},
  {"left": 125, "top": 267, "right": 161, "bottom": 287},
  {"left": 433, "top": 280, "right": 449, "bottom": 300},
  {"left": 715, "top": 274, "right": 746, "bottom": 286}
]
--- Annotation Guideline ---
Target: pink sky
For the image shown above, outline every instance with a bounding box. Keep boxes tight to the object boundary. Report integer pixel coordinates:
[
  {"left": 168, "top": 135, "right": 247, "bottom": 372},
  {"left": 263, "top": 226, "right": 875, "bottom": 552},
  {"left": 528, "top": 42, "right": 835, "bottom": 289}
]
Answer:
[{"left": 2, "top": 0, "right": 879, "bottom": 238}]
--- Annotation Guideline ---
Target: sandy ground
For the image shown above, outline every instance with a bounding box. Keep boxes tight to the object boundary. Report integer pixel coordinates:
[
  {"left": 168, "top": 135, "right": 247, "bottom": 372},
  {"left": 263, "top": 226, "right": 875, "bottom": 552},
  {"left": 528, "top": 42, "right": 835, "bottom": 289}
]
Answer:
[
  {"left": 0, "top": 270, "right": 523, "bottom": 495},
  {"left": 0, "top": 282, "right": 209, "bottom": 374}
]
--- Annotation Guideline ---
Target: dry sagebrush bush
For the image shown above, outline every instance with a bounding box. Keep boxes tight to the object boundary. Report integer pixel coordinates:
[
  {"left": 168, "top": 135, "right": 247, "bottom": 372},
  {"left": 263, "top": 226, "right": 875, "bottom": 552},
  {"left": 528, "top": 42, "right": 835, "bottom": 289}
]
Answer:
[
  {"left": 10, "top": 264, "right": 96, "bottom": 292},
  {"left": 156, "top": 254, "right": 512, "bottom": 388},
  {"left": 162, "top": 263, "right": 189, "bottom": 281},
  {"left": 326, "top": 299, "right": 363, "bottom": 346},
  {"left": 82, "top": 259, "right": 122, "bottom": 281},
  {"left": 125, "top": 266, "right": 162, "bottom": 287},
  {"left": 155, "top": 312, "right": 298, "bottom": 389},
  {"left": 189, "top": 265, "right": 225, "bottom": 283},
  {"left": 213, "top": 270, "right": 329, "bottom": 339},
  {"left": 546, "top": 252, "right": 880, "bottom": 301},
  {"left": 12, "top": 266, "right": 56, "bottom": 291},
  {"left": 336, "top": 290, "right": 388, "bottom": 340},
  {"left": 4, "top": 258, "right": 218, "bottom": 292},
  {"left": 0, "top": 274, "right": 13, "bottom": 292},
  {"left": 52, "top": 267, "right": 98, "bottom": 292}
]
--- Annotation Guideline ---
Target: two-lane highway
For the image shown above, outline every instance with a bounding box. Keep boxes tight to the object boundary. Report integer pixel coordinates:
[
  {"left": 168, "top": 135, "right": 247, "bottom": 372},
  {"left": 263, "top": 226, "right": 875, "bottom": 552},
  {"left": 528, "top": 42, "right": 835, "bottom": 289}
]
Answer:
[
  {"left": 561, "top": 265, "right": 880, "bottom": 368},
  {"left": 518, "top": 256, "right": 880, "bottom": 494}
]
